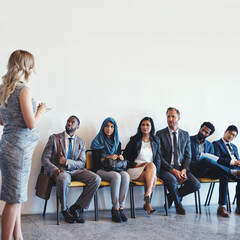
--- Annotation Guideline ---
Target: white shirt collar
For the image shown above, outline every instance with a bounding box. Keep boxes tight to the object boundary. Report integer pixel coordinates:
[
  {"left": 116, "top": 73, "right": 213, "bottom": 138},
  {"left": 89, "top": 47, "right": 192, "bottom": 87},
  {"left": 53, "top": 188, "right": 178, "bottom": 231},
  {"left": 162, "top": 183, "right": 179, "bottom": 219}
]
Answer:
[
  {"left": 168, "top": 127, "right": 179, "bottom": 135},
  {"left": 64, "top": 131, "right": 75, "bottom": 140},
  {"left": 222, "top": 138, "right": 230, "bottom": 145}
]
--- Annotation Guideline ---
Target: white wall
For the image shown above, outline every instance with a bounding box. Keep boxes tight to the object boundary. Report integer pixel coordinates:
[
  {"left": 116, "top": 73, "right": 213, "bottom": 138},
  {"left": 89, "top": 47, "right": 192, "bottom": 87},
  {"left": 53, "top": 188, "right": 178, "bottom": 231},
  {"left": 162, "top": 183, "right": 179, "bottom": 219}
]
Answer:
[{"left": 0, "top": 0, "right": 240, "bottom": 214}]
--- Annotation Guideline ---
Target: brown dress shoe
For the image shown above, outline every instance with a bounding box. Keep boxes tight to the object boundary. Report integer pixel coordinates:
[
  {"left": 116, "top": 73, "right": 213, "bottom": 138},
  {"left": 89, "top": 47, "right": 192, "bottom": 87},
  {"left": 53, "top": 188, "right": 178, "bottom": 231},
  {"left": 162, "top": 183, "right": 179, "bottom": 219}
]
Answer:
[{"left": 217, "top": 206, "right": 229, "bottom": 217}]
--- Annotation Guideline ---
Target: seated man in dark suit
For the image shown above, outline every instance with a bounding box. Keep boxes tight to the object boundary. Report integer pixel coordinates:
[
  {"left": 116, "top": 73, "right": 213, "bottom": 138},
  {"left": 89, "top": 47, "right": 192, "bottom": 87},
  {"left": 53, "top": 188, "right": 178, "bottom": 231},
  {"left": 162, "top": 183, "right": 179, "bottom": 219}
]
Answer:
[
  {"left": 156, "top": 107, "right": 200, "bottom": 215},
  {"left": 41, "top": 116, "right": 101, "bottom": 223},
  {"left": 213, "top": 125, "right": 240, "bottom": 214},
  {"left": 190, "top": 122, "right": 240, "bottom": 217}
]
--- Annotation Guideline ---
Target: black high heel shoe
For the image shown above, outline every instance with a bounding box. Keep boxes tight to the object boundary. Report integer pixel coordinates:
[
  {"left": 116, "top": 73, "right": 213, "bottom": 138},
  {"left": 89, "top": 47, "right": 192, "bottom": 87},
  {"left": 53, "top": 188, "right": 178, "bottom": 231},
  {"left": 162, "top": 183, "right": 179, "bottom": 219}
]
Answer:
[{"left": 143, "top": 196, "right": 156, "bottom": 215}]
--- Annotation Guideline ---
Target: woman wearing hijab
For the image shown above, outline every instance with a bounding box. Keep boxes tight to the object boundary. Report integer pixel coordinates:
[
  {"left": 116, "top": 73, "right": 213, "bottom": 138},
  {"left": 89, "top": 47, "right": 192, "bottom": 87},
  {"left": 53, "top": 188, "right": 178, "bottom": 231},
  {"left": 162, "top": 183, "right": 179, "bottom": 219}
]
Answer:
[{"left": 91, "top": 117, "right": 130, "bottom": 223}]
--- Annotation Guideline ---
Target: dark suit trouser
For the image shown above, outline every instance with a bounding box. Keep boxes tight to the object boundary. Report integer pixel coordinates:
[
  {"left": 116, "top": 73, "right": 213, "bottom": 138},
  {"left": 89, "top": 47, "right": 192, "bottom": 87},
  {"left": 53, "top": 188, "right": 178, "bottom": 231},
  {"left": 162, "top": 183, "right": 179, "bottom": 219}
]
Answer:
[
  {"left": 191, "top": 157, "right": 240, "bottom": 206},
  {"left": 160, "top": 169, "right": 200, "bottom": 207},
  {"left": 56, "top": 169, "right": 101, "bottom": 211},
  {"left": 230, "top": 165, "right": 240, "bottom": 207}
]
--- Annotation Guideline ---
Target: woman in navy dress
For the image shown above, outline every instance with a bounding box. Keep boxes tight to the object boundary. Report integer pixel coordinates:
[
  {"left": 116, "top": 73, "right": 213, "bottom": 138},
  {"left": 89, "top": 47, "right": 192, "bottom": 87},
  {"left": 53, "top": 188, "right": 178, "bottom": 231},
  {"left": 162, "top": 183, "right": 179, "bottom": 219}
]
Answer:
[{"left": 0, "top": 50, "right": 49, "bottom": 240}]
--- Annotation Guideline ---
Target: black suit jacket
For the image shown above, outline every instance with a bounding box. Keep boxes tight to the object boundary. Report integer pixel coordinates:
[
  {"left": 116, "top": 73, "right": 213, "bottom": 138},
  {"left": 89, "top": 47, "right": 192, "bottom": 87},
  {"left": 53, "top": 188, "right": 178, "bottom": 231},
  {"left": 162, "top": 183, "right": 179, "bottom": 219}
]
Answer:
[
  {"left": 156, "top": 127, "right": 191, "bottom": 171},
  {"left": 123, "top": 135, "right": 162, "bottom": 176}
]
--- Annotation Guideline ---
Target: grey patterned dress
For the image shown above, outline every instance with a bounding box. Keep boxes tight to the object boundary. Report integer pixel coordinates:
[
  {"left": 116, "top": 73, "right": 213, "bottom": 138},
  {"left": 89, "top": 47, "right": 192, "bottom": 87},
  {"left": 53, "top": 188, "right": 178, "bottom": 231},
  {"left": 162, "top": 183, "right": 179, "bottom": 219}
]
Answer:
[{"left": 0, "top": 83, "right": 39, "bottom": 203}]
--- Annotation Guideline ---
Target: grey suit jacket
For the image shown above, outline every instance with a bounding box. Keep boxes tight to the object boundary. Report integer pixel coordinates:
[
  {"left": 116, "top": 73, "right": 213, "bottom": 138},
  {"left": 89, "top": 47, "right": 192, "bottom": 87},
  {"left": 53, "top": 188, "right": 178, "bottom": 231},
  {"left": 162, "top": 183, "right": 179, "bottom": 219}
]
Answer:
[
  {"left": 156, "top": 127, "right": 191, "bottom": 171},
  {"left": 41, "top": 131, "right": 86, "bottom": 177}
]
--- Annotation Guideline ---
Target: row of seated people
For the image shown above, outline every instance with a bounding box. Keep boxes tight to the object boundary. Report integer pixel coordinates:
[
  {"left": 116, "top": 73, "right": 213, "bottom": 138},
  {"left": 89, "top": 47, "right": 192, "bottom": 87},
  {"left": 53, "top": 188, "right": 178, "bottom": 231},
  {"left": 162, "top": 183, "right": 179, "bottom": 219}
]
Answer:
[{"left": 40, "top": 107, "right": 240, "bottom": 224}]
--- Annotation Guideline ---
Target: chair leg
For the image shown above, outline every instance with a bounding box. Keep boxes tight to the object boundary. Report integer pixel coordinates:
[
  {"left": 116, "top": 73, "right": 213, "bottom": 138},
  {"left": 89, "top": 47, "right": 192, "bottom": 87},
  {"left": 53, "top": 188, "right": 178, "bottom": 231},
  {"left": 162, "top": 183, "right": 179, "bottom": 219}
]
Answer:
[
  {"left": 198, "top": 190, "right": 201, "bottom": 214},
  {"left": 208, "top": 182, "right": 215, "bottom": 206},
  {"left": 130, "top": 183, "right": 136, "bottom": 218},
  {"left": 194, "top": 190, "right": 201, "bottom": 214},
  {"left": 56, "top": 194, "right": 60, "bottom": 225},
  {"left": 233, "top": 193, "right": 236, "bottom": 205},
  {"left": 204, "top": 182, "right": 215, "bottom": 206},
  {"left": 204, "top": 182, "right": 213, "bottom": 206},
  {"left": 227, "top": 190, "right": 231, "bottom": 212},
  {"left": 129, "top": 183, "right": 133, "bottom": 218},
  {"left": 94, "top": 191, "right": 99, "bottom": 221},
  {"left": 164, "top": 185, "right": 169, "bottom": 216},
  {"left": 194, "top": 191, "right": 198, "bottom": 213},
  {"left": 43, "top": 200, "right": 48, "bottom": 216}
]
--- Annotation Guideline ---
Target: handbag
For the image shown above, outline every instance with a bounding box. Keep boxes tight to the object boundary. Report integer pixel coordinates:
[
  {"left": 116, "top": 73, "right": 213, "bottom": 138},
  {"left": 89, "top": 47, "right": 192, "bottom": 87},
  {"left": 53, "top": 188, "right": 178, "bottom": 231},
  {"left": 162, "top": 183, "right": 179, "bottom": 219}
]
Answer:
[
  {"left": 102, "top": 157, "right": 128, "bottom": 172},
  {"left": 35, "top": 166, "right": 53, "bottom": 200},
  {"left": 35, "top": 134, "right": 62, "bottom": 200}
]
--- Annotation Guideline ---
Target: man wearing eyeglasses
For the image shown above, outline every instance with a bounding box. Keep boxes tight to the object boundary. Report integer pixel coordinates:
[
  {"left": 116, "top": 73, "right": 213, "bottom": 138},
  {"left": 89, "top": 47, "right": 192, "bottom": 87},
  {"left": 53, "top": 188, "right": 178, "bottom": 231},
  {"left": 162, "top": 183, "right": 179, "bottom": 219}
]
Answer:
[{"left": 213, "top": 125, "right": 240, "bottom": 215}]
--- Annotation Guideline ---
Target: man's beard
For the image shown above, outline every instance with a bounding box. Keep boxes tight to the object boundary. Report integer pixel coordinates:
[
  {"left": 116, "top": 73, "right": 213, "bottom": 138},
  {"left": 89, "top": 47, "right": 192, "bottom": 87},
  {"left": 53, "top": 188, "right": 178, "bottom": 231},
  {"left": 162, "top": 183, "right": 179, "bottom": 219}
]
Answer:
[
  {"left": 197, "top": 132, "right": 207, "bottom": 142},
  {"left": 66, "top": 126, "right": 77, "bottom": 135}
]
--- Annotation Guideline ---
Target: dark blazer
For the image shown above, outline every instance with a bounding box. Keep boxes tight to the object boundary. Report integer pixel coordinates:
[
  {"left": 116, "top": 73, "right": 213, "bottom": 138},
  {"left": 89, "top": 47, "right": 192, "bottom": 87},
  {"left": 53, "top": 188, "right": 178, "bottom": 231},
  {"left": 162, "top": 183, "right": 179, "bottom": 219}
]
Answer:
[
  {"left": 123, "top": 135, "right": 161, "bottom": 176},
  {"left": 92, "top": 142, "right": 122, "bottom": 172},
  {"left": 156, "top": 127, "right": 191, "bottom": 171},
  {"left": 41, "top": 131, "right": 86, "bottom": 176},
  {"left": 213, "top": 138, "right": 239, "bottom": 167},
  {"left": 190, "top": 135, "right": 214, "bottom": 162}
]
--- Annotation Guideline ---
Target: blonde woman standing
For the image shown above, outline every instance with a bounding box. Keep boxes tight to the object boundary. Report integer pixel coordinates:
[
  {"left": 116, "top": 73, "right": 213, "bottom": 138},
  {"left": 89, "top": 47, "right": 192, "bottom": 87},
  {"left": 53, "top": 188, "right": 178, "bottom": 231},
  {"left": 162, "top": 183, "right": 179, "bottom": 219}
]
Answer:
[{"left": 0, "top": 50, "right": 49, "bottom": 240}]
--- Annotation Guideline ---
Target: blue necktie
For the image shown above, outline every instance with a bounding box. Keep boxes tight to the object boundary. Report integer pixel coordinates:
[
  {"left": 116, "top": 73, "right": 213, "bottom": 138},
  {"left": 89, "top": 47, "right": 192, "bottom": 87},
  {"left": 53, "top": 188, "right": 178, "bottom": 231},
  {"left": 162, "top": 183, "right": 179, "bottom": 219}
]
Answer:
[
  {"left": 67, "top": 138, "right": 73, "bottom": 159},
  {"left": 173, "top": 132, "right": 179, "bottom": 169}
]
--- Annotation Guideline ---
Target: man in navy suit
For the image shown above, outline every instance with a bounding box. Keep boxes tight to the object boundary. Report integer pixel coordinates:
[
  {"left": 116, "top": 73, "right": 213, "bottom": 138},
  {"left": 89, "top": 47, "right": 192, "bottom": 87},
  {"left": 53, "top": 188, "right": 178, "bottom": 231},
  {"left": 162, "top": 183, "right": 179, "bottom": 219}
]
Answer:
[
  {"left": 213, "top": 125, "right": 240, "bottom": 214},
  {"left": 156, "top": 107, "right": 200, "bottom": 215},
  {"left": 190, "top": 122, "right": 240, "bottom": 217}
]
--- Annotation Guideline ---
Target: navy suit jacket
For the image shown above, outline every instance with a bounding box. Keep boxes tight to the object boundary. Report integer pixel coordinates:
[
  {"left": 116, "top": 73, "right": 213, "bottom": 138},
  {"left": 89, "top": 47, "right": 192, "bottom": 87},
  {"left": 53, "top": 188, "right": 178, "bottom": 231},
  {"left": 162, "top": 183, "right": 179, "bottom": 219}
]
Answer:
[
  {"left": 213, "top": 138, "right": 239, "bottom": 168},
  {"left": 190, "top": 135, "right": 214, "bottom": 162},
  {"left": 156, "top": 127, "right": 191, "bottom": 171}
]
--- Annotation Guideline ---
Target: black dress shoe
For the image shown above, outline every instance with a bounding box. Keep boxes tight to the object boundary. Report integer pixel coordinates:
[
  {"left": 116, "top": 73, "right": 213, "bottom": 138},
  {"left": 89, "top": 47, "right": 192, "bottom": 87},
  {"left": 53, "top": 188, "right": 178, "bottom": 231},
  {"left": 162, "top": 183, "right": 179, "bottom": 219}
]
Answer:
[
  {"left": 61, "top": 209, "right": 75, "bottom": 223},
  {"left": 69, "top": 206, "right": 85, "bottom": 223},
  {"left": 119, "top": 209, "right": 128, "bottom": 222},
  {"left": 111, "top": 208, "right": 122, "bottom": 223},
  {"left": 176, "top": 203, "right": 186, "bottom": 215}
]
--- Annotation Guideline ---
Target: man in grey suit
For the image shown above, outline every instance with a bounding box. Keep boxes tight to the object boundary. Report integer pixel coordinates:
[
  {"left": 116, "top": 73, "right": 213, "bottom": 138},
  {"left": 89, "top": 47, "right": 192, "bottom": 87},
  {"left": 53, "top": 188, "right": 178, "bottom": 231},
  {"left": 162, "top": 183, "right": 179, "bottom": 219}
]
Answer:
[
  {"left": 41, "top": 116, "right": 101, "bottom": 223},
  {"left": 156, "top": 107, "right": 200, "bottom": 214}
]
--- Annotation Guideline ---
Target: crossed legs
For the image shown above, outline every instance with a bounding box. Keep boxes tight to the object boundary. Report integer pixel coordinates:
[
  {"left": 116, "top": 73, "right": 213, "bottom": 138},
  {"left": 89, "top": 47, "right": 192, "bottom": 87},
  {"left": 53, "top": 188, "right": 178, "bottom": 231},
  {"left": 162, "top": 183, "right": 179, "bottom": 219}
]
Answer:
[{"left": 136, "top": 162, "right": 157, "bottom": 211}]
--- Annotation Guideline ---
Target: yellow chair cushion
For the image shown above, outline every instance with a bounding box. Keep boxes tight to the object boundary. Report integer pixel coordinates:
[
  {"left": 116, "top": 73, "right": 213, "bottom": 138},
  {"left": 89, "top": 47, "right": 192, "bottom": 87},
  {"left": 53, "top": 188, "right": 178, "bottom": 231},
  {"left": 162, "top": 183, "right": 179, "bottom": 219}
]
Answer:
[
  {"left": 198, "top": 178, "right": 219, "bottom": 183},
  {"left": 69, "top": 181, "right": 86, "bottom": 187},
  {"left": 100, "top": 181, "right": 111, "bottom": 186},
  {"left": 131, "top": 180, "right": 164, "bottom": 186}
]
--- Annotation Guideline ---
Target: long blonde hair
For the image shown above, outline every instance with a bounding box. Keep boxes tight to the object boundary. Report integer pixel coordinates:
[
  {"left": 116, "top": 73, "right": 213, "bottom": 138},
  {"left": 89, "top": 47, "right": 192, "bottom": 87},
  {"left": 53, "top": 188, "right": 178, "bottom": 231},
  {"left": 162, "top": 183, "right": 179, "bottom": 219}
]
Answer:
[{"left": 0, "top": 50, "right": 35, "bottom": 107}]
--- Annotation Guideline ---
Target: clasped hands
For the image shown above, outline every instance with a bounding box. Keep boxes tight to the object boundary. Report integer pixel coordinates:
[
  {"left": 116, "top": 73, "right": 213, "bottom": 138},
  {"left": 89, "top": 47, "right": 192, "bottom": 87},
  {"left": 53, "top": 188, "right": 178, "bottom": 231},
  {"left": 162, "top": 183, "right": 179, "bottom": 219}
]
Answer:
[
  {"left": 171, "top": 168, "right": 188, "bottom": 183},
  {"left": 107, "top": 154, "right": 124, "bottom": 160}
]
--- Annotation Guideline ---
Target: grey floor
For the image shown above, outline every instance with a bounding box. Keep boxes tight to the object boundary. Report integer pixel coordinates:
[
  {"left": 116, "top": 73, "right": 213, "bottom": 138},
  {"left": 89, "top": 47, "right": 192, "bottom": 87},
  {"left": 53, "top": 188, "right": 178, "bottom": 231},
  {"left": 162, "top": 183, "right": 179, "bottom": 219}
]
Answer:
[{"left": 2, "top": 205, "right": 240, "bottom": 240}]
